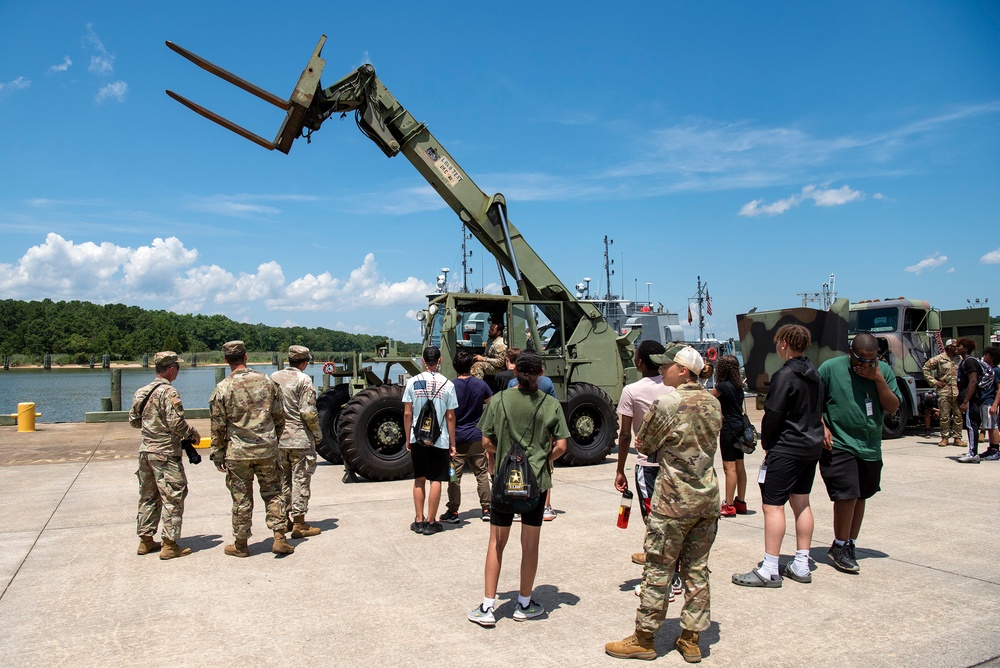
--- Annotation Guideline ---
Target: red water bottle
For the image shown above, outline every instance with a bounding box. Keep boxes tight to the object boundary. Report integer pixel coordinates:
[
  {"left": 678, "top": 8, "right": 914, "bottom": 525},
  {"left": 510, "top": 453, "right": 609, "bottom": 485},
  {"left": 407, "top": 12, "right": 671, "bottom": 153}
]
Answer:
[{"left": 617, "top": 490, "right": 633, "bottom": 529}]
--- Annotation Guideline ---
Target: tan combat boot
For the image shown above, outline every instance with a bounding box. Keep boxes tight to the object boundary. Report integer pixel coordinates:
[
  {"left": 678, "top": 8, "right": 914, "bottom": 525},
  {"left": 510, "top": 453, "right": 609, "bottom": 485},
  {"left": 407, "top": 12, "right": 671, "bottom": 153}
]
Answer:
[
  {"left": 272, "top": 531, "right": 295, "bottom": 554},
  {"left": 631, "top": 552, "right": 646, "bottom": 565},
  {"left": 605, "top": 630, "right": 656, "bottom": 660},
  {"left": 291, "top": 515, "right": 321, "bottom": 538},
  {"left": 938, "top": 437, "right": 949, "bottom": 447},
  {"left": 137, "top": 536, "right": 161, "bottom": 555},
  {"left": 674, "top": 629, "right": 701, "bottom": 663},
  {"left": 954, "top": 437, "right": 966, "bottom": 448},
  {"left": 224, "top": 538, "right": 249, "bottom": 558},
  {"left": 159, "top": 538, "right": 191, "bottom": 560}
]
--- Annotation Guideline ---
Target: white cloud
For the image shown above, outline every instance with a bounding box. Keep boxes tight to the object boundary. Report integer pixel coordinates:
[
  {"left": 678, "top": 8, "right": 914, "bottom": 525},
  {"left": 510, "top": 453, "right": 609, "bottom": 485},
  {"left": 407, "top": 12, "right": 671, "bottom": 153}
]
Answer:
[
  {"left": 947, "top": 267, "right": 956, "bottom": 273},
  {"left": 96, "top": 81, "right": 127, "bottom": 103},
  {"left": 873, "top": 192, "right": 886, "bottom": 200},
  {"left": 0, "top": 76, "right": 30, "bottom": 98},
  {"left": 187, "top": 194, "right": 318, "bottom": 218},
  {"left": 739, "top": 184, "right": 864, "bottom": 217},
  {"left": 84, "top": 24, "right": 114, "bottom": 75},
  {"left": 48, "top": 56, "right": 72, "bottom": 73},
  {"left": 904, "top": 253, "right": 948, "bottom": 275},
  {"left": 0, "top": 234, "right": 432, "bottom": 321},
  {"left": 981, "top": 248, "right": 1000, "bottom": 264}
]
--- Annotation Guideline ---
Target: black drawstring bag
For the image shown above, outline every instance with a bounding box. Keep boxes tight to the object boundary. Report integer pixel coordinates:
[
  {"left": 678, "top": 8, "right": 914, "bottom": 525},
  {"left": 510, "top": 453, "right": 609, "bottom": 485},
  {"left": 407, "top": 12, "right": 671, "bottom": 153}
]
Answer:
[{"left": 491, "top": 394, "right": 544, "bottom": 513}]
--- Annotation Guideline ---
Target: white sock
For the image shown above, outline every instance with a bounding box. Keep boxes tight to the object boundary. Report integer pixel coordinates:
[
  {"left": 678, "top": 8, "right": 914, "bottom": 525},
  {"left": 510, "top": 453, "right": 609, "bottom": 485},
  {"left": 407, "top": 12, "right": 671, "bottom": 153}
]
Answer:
[
  {"left": 482, "top": 597, "right": 495, "bottom": 611},
  {"left": 758, "top": 553, "right": 779, "bottom": 578},
  {"left": 518, "top": 594, "right": 532, "bottom": 608},
  {"left": 834, "top": 538, "right": 846, "bottom": 547},
  {"left": 792, "top": 549, "right": 810, "bottom": 576}
]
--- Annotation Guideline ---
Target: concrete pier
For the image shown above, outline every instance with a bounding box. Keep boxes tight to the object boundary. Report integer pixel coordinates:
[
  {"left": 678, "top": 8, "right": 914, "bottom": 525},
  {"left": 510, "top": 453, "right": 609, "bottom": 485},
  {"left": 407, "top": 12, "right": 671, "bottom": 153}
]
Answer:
[{"left": 0, "top": 418, "right": 997, "bottom": 667}]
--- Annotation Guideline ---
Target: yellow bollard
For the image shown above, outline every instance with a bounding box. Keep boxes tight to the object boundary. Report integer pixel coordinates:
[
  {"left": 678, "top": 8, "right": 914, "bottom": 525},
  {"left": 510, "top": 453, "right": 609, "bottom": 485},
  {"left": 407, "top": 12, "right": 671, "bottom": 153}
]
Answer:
[
  {"left": 17, "top": 402, "right": 38, "bottom": 432},
  {"left": 197, "top": 437, "right": 211, "bottom": 449}
]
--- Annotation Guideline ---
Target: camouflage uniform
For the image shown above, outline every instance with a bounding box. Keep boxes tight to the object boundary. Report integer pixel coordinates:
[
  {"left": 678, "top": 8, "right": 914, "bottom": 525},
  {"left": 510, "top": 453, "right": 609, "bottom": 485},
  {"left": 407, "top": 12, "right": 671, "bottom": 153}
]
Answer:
[
  {"left": 129, "top": 378, "right": 198, "bottom": 542},
  {"left": 210, "top": 368, "right": 286, "bottom": 539},
  {"left": 922, "top": 352, "right": 962, "bottom": 439},
  {"left": 471, "top": 334, "right": 507, "bottom": 379},
  {"left": 271, "top": 364, "right": 322, "bottom": 519},
  {"left": 633, "top": 382, "right": 721, "bottom": 636}
]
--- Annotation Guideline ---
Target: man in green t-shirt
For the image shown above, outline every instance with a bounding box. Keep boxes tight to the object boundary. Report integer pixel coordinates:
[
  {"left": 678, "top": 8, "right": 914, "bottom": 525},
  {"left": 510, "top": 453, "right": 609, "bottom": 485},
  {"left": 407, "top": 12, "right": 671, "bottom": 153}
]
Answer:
[
  {"left": 468, "top": 351, "right": 568, "bottom": 627},
  {"left": 818, "top": 332, "right": 901, "bottom": 574}
]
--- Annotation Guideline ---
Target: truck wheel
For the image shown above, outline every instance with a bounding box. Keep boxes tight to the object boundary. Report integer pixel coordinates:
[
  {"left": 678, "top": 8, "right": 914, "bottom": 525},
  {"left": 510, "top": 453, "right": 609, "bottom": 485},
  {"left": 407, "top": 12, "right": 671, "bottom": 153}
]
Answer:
[
  {"left": 560, "top": 383, "right": 618, "bottom": 466},
  {"left": 882, "top": 397, "right": 911, "bottom": 439},
  {"left": 315, "top": 385, "right": 350, "bottom": 464},
  {"left": 337, "top": 385, "right": 412, "bottom": 481}
]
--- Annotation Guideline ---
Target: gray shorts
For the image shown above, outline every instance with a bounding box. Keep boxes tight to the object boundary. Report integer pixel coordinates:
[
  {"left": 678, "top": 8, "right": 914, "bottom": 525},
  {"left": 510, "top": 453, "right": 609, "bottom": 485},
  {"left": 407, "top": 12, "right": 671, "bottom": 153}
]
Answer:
[{"left": 982, "top": 403, "right": 999, "bottom": 430}]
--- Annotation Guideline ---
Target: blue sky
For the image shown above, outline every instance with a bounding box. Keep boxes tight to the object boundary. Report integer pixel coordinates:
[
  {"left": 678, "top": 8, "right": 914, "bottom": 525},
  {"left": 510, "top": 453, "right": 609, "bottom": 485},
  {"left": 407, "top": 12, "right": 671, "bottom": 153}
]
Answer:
[{"left": 1, "top": 1, "right": 997, "bottom": 344}]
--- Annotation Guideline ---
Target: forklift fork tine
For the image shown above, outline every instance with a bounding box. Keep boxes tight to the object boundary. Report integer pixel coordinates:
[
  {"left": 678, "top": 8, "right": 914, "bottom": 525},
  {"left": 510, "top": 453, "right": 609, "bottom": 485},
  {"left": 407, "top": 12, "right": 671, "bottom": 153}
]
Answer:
[
  {"left": 165, "top": 41, "right": 289, "bottom": 111},
  {"left": 165, "top": 90, "right": 276, "bottom": 151}
]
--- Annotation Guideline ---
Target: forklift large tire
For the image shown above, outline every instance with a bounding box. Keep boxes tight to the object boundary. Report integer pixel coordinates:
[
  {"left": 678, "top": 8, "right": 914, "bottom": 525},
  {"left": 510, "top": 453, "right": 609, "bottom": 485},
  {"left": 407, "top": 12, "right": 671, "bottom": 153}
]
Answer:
[
  {"left": 315, "top": 385, "right": 351, "bottom": 465},
  {"left": 560, "top": 382, "right": 618, "bottom": 466},
  {"left": 882, "top": 396, "right": 911, "bottom": 440},
  {"left": 337, "top": 385, "right": 412, "bottom": 481}
]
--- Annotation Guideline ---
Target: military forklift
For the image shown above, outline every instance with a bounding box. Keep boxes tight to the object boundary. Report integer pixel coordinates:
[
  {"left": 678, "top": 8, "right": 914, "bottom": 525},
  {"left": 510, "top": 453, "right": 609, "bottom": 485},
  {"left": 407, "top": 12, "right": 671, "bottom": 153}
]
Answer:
[{"left": 167, "top": 36, "right": 639, "bottom": 480}]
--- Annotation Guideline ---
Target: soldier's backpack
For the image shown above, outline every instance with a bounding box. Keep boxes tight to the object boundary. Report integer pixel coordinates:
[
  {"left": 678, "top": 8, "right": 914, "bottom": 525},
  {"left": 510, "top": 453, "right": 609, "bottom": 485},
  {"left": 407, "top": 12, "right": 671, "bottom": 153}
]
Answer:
[{"left": 414, "top": 377, "right": 445, "bottom": 446}]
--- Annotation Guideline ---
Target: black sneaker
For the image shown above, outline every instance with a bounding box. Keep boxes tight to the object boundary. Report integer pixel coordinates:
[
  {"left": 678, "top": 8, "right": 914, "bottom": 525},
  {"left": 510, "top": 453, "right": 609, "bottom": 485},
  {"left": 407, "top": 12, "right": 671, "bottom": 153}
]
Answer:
[
  {"left": 410, "top": 520, "right": 426, "bottom": 534},
  {"left": 423, "top": 521, "right": 444, "bottom": 535},
  {"left": 440, "top": 510, "right": 461, "bottom": 524},
  {"left": 481, "top": 508, "right": 491, "bottom": 522},
  {"left": 828, "top": 541, "right": 859, "bottom": 573},
  {"left": 981, "top": 449, "right": 1000, "bottom": 461}
]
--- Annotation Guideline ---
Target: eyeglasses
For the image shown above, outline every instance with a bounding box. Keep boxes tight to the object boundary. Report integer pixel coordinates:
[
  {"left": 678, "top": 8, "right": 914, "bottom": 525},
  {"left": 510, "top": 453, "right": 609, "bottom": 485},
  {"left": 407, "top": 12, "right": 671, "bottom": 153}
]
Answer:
[{"left": 850, "top": 349, "right": 878, "bottom": 367}]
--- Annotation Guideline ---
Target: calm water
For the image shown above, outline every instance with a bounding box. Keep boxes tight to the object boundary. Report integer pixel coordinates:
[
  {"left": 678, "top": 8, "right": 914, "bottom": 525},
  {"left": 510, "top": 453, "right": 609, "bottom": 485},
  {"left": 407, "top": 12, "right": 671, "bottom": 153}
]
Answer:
[{"left": 0, "top": 365, "right": 327, "bottom": 423}]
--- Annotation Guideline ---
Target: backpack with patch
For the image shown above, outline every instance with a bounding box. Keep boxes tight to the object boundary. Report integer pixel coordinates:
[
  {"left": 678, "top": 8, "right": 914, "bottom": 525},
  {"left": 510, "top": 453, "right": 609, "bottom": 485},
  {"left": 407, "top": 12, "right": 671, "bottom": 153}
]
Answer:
[{"left": 414, "top": 376, "right": 445, "bottom": 446}]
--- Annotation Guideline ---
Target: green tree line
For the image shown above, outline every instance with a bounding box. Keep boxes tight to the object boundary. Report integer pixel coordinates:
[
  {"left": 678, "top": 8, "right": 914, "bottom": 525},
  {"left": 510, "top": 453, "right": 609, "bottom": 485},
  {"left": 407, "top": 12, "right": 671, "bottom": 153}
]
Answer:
[{"left": 0, "top": 299, "right": 420, "bottom": 360}]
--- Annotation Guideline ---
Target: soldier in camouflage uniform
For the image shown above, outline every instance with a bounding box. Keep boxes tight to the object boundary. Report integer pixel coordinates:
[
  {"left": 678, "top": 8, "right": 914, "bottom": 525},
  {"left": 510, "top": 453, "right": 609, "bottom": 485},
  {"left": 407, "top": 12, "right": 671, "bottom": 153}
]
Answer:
[
  {"left": 210, "top": 341, "right": 291, "bottom": 557},
  {"left": 606, "top": 345, "right": 721, "bottom": 664},
  {"left": 922, "top": 338, "right": 965, "bottom": 447},
  {"left": 471, "top": 319, "right": 507, "bottom": 381},
  {"left": 129, "top": 351, "right": 201, "bottom": 560},
  {"left": 270, "top": 345, "right": 323, "bottom": 539}
]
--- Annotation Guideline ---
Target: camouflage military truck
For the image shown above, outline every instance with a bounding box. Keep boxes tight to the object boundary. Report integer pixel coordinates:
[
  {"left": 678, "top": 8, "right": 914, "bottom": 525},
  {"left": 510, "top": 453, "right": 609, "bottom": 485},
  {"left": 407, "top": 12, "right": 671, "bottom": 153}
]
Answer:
[{"left": 738, "top": 297, "right": 993, "bottom": 438}]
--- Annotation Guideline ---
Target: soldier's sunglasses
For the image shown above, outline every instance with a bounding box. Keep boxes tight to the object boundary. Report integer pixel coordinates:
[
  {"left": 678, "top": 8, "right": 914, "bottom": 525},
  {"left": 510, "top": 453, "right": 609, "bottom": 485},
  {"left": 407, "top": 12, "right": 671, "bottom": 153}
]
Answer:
[{"left": 851, "top": 349, "right": 879, "bottom": 367}]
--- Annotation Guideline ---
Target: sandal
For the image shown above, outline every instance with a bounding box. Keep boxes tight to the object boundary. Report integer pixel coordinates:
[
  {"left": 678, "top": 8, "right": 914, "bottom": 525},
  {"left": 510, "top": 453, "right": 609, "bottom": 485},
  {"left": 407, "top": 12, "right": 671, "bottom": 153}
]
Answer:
[{"left": 732, "top": 568, "right": 782, "bottom": 588}]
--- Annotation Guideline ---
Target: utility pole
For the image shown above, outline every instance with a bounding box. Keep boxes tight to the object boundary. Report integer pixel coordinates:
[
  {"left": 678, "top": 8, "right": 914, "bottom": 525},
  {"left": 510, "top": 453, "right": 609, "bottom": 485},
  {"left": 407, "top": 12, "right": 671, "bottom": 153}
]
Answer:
[{"left": 460, "top": 223, "right": 473, "bottom": 293}]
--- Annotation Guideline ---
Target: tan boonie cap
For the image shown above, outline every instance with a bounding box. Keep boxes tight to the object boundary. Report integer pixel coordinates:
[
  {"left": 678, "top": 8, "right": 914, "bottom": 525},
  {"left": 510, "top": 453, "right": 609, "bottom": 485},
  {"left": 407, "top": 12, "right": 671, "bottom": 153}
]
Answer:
[
  {"left": 288, "top": 345, "right": 311, "bottom": 362},
  {"left": 650, "top": 344, "right": 705, "bottom": 375},
  {"left": 154, "top": 351, "right": 183, "bottom": 366},
  {"left": 222, "top": 340, "right": 247, "bottom": 356}
]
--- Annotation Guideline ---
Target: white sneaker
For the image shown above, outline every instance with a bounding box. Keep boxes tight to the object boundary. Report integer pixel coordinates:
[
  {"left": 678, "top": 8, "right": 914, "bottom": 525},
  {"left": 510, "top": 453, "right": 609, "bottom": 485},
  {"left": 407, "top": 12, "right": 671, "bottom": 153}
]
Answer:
[
  {"left": 513, "top": 599, "right": 544, "bottom": 620},
  {"left": 958, "top": 453, "right": 981, "bottom": 463},
  {"left": 671, "top": 575, "right": 683, "bottom": 599},
  {"left": 468, "top": 604, "right": 496, "bottom": 627},
  {"left": 542, "top": 506, "right": 556, "bottom": 521}
]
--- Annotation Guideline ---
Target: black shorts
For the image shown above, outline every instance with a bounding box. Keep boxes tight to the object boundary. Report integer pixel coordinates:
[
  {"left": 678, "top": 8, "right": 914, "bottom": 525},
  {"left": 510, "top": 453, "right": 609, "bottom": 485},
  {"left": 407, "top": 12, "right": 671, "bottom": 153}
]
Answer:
[
  {"left": 410, "top": 444, "right": 450, "bottom": 482},
  {"left": 635, "top": 464, "right": 659, "bottom": 519},
  {"left": 719, "top": 429, "right": 745, "bottom": 462},
  {"left": 819, "top": 447, "right": 882, "bottom": 501},
  {"left": 491, "top": 496, "right": 544, "bottom": 527},
  {"left": 759, "top": 452, "right": 817, "bottom": 505}
]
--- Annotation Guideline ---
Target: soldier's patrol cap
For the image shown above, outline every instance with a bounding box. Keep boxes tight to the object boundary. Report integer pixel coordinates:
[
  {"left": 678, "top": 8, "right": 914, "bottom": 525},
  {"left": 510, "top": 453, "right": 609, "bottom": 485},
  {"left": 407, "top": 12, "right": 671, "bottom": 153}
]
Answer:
[
  {"left": 288, "top": 345, "right": 311, "bottom": 362},
  {"left": 222, "top": 340, "right": 247, "bottom": 356},
  {"left": 154, "top": 351, "right": 183, "bottom": 366},
  {"left": 650, "top": 344, "right": 704, "bottom": 375},
  {"left": 945, "top": 339, "right": 957, "bottom": 347}
]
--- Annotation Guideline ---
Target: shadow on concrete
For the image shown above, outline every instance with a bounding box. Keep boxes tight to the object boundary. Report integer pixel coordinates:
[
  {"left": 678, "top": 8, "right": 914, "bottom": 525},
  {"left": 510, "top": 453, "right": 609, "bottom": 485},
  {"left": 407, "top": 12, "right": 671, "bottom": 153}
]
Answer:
[
  {"left": 181, "top": 533, "right": 223, "bottom": 553},
  {"left": 619, "top": 577, "right": 642, "bottom": 593},
  {"left": 494, "top": 584, "right": 581, "bottom": 619},
  {"left": 307, "top": 518, "right": 340, "bottom": 532}
]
